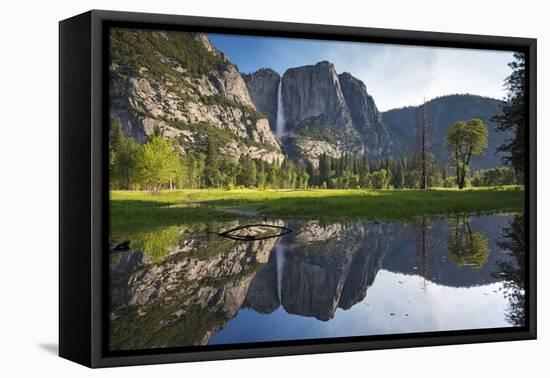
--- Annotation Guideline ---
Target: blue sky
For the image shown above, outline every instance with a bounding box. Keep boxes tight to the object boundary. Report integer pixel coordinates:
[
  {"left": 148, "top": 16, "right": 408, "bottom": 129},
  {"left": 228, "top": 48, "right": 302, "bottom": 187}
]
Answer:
[{"left": 208, "top": 33, "right": 515, "bottom": 111}]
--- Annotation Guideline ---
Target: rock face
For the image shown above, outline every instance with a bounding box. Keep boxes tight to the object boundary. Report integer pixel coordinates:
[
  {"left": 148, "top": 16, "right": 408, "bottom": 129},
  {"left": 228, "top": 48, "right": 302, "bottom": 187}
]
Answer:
[
  {"left": 245, "top": 61, "right": 392, "bottom": 165},
  {"left": 109, "top": 30, "right": 284, "bottom": 164},
  {"left": 243, "top": 69, "right": 281, "bottom": 133},
  {"left": 338, "top": 72, "right": 391, "bottom": 156},
  {"left": 382, "top": 94, "right": 509, "bottom": 168},
  {"left": 282, "top": 61, "right": 353, "bottom": 134}
]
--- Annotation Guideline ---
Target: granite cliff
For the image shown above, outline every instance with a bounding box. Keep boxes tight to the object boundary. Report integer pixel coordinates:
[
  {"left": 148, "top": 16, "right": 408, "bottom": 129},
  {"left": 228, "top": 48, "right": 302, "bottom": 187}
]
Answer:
[
  {"left": 109, "top": 29, "right": 284, "bottom": 164},
  {"left": 242, "top": 68, "right": 280, "bottom": 132},
  {"left": 244, "top": 61, "right": 393, "bottom": 165}
]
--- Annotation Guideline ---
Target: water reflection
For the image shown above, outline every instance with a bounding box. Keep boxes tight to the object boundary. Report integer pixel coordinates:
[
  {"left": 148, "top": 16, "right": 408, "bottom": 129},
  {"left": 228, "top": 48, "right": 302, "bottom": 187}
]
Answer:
[
  {"left": 493, "top": 215, "right": 526, "bottom": 326},
  {"left": 109, "top": 213, "right": 526, "bottom": 350},
  {"left": 447, "top": 216, "right": 490, "bottom": 269}
]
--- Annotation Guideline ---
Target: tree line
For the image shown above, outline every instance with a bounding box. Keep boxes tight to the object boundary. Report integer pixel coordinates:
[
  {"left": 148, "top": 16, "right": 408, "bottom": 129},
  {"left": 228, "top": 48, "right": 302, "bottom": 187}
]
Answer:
[{"left": 110, "top": 118, "right": 518, "bottom": 192}]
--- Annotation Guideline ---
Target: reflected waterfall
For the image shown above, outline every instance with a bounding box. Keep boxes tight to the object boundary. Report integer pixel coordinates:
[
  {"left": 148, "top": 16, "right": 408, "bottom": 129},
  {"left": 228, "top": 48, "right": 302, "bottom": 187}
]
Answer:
[{"left": 276, "top": 243, "right": 286, "bottom": 302}]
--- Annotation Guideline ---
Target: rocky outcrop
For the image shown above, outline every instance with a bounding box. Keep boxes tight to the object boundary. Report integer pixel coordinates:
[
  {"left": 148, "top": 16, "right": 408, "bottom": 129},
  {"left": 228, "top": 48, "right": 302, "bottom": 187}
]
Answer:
[
  {"left": 282, "top": 61, "right": 353, "bottom": 134},
  {"left": 243, "top": 69, "right": 281, "bottom": 133},
  {"left": 109, "top": 30, "right": 284, "bottom": 164},
  {"left": 338, "top": 72, "right": 391, "bottom": 156},
  {"left": 244, "top": 61, "right": 393, "bottom": 165},
  {"left": 193, "top": 32, "right": 219, "bottom": 55},
  {"left": 288, "top": 136, "right": 345, "bottom": 167}
]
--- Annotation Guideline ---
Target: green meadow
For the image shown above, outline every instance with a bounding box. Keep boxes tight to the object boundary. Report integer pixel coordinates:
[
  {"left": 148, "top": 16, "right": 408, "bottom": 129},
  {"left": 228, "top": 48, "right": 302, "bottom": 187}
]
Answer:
[{"left": 110, "top": 186, "right": 524, "bottom": 238}]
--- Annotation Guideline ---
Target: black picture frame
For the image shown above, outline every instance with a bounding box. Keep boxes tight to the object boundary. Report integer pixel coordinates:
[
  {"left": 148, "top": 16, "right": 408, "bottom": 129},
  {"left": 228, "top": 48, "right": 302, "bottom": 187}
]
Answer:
[{"left": 59, "top": 9, "right": 537, "bottom": 368}]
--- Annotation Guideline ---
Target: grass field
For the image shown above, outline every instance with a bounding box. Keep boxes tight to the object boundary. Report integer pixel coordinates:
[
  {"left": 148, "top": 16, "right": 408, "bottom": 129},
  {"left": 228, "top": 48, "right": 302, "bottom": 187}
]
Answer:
[{"left": 110, "top": 186, "right": 524, "bottom": 238}]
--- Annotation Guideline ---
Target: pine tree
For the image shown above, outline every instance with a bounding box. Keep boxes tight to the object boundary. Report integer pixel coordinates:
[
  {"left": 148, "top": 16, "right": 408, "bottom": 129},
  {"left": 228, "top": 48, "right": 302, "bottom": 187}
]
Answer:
[
  {"left": 305, "top": 160, "right": 316, "bottom": 187},
  {"left": 319, "top": 153, "right": 332, "bottom": 187},
  {"left": 394, "top": 159, "right": 405, "bottom": 188},
  {"left": 267, "top": 160, "right": 280, "bottom": 188},
  {"left": 237, "top": 155, "right": 257, "bottom": 187},
  {"left": 109, "top": 118, "right": 139, "bottom": 189},
  {"left": 203, "top": 139, "right": 223, "bottom": 187},
  {"left": 492, "top": 52, "right": 526, "bottom": 175},
  {"left": 257, "top": 170, "right": 267, "bottom": 190}
]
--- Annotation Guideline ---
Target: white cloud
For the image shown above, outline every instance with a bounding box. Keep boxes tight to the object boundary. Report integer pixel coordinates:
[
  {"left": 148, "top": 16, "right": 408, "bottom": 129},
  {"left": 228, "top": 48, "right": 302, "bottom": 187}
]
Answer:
[
  {"left": 211, "top": 34, "right": 515, "bottom": 111},
  {"left": 316, "top": 42, "right": 514, "bottom": 111}
]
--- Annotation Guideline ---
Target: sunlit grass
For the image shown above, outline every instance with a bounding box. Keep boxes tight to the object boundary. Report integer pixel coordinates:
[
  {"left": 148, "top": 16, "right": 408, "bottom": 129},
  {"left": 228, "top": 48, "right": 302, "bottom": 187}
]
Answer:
[{"left": 110, "top": 186, "right": 524, "bottom": 238}]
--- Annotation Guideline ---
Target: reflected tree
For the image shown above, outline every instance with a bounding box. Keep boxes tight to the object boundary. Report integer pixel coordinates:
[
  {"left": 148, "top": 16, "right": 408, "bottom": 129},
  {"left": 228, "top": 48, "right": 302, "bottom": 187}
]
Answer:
[
  {"left": 493, "top": 215, "right": 526, "bottom": 326},
  {"left": 447, "top": 216, "right": 490, "bottom": 269},
  {"left": 413, "top": 216, "right": 434, "bottom": 288}
]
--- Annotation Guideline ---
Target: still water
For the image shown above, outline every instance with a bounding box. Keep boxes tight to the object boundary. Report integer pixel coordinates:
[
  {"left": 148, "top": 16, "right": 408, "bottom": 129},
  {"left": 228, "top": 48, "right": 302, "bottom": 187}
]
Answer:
[{"left": 109, "top": 213, "right": 525, "bottom": 351}]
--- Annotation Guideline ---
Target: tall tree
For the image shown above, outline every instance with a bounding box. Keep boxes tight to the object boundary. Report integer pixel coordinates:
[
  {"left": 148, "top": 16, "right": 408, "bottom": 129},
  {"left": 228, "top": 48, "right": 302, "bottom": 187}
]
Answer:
[
  {"left": 257, "top": 170, "right": 267, "bottom": 189},
  {"left": 416, "top": 100, "right": 432, "bottom": 189},
  {"left": 305, "top": 160, "right": 316, "bottom": 187},
  {"left": 267, "top": 160, "right": 280, "bottom": 188},
  {"left": 319, "top": 153, "right": 332, "bottom": 188},
  {"left": 394, "top": 158, "right": 405, "bottom": 188},
  {"left": 136, "top": 135, "right": 179, "bottom": 194},
  {"left": 203, "top": 139, "right": 222, "bottom": 187},
  {"left": 109, "top": 118, "right": 125, "bottom": 187},
  {"left": 109, "top": 118, "right": 139, "bottom": 189},
  {"left": 237, "top": 155, "right": 257, "bottom": 187},
  {"left": 492, "top": 52, "right": 526, "bottom": 175},
  {"left": 446, "top": 118, "right": 488, "bottom": 189}
]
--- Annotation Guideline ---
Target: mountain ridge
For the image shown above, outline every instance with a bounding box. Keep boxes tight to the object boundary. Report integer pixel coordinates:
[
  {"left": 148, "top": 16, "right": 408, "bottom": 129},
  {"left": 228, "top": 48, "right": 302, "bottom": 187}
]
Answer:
[
  {"left": 110, "top": 30, "right": 509, "bottom": 171},
  {"left": 382, "top": 94, "right": 509, "bottom": 168}
]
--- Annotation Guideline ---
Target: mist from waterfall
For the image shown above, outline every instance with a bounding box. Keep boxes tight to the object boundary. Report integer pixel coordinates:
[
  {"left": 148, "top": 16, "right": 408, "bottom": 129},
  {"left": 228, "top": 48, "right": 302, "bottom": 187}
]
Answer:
[
  {"left": 276, "top": 243, "right": 286, "bottom": 303},
  {"left": 275, "top": 78, "right": 285, "bottom": 138}
]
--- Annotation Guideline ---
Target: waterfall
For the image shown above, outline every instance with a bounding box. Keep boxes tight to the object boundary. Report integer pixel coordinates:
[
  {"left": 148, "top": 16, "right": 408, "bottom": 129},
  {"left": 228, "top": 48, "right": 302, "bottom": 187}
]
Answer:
[
  {"left": 275, "top": 78, "right": 285, "bottom": 138},
  {"left": 276, "top": 243, "right": 286, "bottom": 303}
]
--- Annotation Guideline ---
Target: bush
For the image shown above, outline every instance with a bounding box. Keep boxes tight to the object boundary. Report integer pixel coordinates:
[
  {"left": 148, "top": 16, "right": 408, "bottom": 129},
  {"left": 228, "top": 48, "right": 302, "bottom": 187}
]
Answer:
[
  {"left": 443, "top": 177, "right": 456, "bottom": 188},
  {"left": 471, "top": 167, "right": 517, "bottom": 187}
]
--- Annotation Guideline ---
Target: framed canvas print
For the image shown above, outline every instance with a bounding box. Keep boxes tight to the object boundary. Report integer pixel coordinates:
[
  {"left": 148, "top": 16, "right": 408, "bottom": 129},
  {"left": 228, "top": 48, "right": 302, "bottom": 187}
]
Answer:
[{"left": 59, "top": 10, "right": 537, "bottom": 368}]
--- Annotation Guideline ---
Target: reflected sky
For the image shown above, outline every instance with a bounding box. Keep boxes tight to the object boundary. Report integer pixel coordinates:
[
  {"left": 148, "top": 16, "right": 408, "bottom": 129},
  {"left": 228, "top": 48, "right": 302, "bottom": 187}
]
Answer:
[
  {"left": 211, "top": 270, "right": 509, "bottom": 344},
  {"left": 109, "top": 213, "right": 525, "bottom": 350}
]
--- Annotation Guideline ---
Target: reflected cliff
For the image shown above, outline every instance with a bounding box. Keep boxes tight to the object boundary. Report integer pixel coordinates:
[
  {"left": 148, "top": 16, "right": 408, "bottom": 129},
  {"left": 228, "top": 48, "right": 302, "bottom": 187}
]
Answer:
[
  {"left": 245, "top": 221, "right": 389, "bottom": 321},
  {"left": 109, "top": 221, "right": 280, "bottom": 350},
  {"left": 109, "top": 213, "right": 526, "bottom": 350}
]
